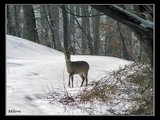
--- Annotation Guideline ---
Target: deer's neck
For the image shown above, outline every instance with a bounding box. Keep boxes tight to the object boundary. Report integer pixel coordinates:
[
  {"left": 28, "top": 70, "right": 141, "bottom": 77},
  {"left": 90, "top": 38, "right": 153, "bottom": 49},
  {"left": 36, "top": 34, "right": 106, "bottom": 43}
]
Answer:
[
  {"left": 66, "top": 59, "right": 72, "bottom": 66},
  {"left": 66, "top": 59, "right": 73, "bottom": 73}
]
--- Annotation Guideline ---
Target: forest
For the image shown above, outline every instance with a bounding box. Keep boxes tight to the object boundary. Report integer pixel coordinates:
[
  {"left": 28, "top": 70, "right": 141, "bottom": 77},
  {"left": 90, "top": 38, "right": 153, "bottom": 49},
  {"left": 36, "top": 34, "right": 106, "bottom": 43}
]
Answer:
[
  {"left": 7, "top": 5, "right": 153, "bottom": 65},
  {"left": 6, "top": 5, "right": 154, "bottom": 115}
]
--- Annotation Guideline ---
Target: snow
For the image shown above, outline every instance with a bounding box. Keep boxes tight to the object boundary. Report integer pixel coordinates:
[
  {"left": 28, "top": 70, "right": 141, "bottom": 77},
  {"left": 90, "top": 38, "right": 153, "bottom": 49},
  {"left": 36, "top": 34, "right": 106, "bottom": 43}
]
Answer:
[{"left": 6, "top": 35, "right": 132, "bottom": 115}]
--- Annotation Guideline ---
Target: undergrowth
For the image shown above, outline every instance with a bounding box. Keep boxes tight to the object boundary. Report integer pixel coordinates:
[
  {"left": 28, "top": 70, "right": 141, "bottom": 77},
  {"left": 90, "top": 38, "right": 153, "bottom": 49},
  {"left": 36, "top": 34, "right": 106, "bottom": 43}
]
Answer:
[{"left": 42, "top": 62, "right": 153, "bottom": 115}]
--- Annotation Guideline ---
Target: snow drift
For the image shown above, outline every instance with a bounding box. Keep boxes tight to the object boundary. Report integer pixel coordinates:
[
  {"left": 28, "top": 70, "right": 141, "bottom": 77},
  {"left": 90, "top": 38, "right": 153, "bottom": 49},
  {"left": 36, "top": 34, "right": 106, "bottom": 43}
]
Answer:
[{"left": 6, "top": 35, "right": 132, "bottom": 115}]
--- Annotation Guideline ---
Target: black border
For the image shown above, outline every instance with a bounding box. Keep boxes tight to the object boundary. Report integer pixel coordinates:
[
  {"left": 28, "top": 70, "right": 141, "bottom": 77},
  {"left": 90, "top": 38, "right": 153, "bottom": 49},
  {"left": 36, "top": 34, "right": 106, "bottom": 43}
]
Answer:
[{"left": 2, "top": 0, "right": 158, "bottom": 119}]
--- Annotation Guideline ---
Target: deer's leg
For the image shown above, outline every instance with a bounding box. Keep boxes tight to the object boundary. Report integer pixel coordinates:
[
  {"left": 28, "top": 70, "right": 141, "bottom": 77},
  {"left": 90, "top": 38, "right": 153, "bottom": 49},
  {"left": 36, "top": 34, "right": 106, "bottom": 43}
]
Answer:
[
  {"left": 79, "top": 74, "right": 85, "bottom": 87},
  {"left": 86, "top": 77, "right": 88, "bottom": 86},
  {"left": 71, "top": 75, "right": 74, "bottom": 87},
  {"left": 69, "top": 73, "right": 74, "bottom": 87},
  {"left": 68, "top": 74, "right": 71, "bottom": 87},
  {"left": 84, "top": 72, "right": 88, "bottom": 86}
]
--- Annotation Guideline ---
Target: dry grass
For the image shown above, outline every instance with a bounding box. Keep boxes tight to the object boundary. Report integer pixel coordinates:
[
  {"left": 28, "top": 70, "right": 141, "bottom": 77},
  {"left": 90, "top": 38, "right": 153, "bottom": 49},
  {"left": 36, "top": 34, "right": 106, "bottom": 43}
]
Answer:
[{"left": 42, "top": 62, "right": 153, "bottom": 115}]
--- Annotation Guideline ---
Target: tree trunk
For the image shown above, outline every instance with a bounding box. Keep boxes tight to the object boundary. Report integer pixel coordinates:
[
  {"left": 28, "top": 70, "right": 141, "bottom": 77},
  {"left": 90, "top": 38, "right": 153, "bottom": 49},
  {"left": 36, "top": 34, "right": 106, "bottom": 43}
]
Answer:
[
  {"left": 61, "top": 5, "right": 69, "bottom": 53},
  {"left": 49, "top": 5, "right": 62, "bottom": 51},
  {"left": 69, "top": 5, "right": 76, "bottom": 54},
  {"left": 22, "top": 5, "right": 39, "bottom": 43},
  {"left": 7, "top": 5, "right": 14, "bottom": 35},
  {"left": 91, "top": 5, "right": 153, "bottom": 66},
  {"left": 92, "top": 9, "right": 100, "bottom": 55},
  {"left": 81, "top": 6, "right": 88, "bottom": 54},
  {"left": 47, "top": 5, "right": 56, "bottom": 49},
  {"left": 75, "top": 5, "right": 80, "bottom": 15},
  {"left": 117, "top": 22, "right": 130, "bottom": 60},
  {"left": 82, "top": 6, "right": 94, "bottom": 55},
  {"left": 40, "top": 5, "right": 51, "bottom": 47},
  {"left": 13, "top": 5, "right": 21, "bottom": 37},
  {"left": 7, "top": 5, "right": 19, "bottom": 36}
]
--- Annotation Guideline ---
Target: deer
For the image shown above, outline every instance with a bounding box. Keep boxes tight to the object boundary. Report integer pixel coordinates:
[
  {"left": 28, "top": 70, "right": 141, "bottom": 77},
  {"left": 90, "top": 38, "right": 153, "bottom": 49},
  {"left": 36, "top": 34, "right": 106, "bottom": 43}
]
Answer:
[{"left": 65, "top": 51, "right": 90, "bottom": 87}]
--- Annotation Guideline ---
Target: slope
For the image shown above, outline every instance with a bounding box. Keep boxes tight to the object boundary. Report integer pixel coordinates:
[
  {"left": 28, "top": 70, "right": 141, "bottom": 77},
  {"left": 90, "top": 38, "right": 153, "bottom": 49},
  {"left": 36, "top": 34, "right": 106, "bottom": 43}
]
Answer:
[{"left": 6, "top": 35, "right": 132, "bottom": 115}]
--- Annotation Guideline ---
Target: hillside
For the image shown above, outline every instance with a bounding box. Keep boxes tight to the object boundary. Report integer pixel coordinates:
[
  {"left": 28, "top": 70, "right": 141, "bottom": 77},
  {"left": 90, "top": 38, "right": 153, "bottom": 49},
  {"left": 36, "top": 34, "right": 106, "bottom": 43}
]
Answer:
[{"left": 6, "top": 35, "right": 132, "bottom": 115}]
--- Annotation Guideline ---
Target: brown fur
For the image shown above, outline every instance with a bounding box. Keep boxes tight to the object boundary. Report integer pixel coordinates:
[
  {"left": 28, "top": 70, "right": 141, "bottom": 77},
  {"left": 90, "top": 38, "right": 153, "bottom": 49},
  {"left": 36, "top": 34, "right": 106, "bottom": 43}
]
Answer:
[{"left": 65, "top": 52, "right": 89, "bottom": 87}]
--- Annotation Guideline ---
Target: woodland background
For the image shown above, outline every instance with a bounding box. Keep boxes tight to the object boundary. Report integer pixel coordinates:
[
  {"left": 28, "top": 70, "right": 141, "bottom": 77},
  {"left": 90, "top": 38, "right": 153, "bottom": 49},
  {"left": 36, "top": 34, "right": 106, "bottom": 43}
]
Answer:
[{"left": 7, "top": 5, "right": 153, "bottom": 64}]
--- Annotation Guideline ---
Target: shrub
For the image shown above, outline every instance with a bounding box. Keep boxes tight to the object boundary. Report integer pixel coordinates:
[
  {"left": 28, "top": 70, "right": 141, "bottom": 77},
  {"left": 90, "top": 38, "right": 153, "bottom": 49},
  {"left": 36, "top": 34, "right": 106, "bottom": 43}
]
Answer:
[{"left": 43, "top": 62, "right": 153, "bottom": 115}]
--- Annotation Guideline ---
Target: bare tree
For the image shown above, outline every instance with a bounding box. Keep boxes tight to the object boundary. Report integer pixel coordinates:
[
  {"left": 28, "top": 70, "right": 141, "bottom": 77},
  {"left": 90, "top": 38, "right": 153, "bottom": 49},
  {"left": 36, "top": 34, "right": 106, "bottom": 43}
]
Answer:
[
  {"left": 81, "top": 6, "right": 88, "bottom": 54},
  {"left": 92, "top": 8, "right": 100, "bottom": 55},
  {"left": 7, "top": 5, "right": 21, "bottom": 37},
  {"left": 61, "top": 5, "right": 69, "bottom": 53},
  {"left": 49, "top": 5, "right": 62, "bottom": 51},
  {"left": 104, "top": 17, "right": 115, "bottom": 56},
  {"left": 69, "top": 5, "right": 76, "bottom": 54},
  {"left": 81, "top": 6, "right": 94, "bottom": 55},
  {"left": 117, "top": 22, "right": 130, "bottom": 60},
  {"left": 91, "top": 5, "right": 153, "bottom": 66},
  {"left": 40, "top": 5, "right": 51, "bottom": 47},
  {"left": 13, "top": 5, "right": 21, "bottom": 37},
  {"left": 7, "top": 5, "right": 15, "bottom": 36},
  {"left": 75, "top": 5, "right": 80, "bottom": 15},
  {"left": 22, "top": 5, "right": 39, "bottom": 43}
]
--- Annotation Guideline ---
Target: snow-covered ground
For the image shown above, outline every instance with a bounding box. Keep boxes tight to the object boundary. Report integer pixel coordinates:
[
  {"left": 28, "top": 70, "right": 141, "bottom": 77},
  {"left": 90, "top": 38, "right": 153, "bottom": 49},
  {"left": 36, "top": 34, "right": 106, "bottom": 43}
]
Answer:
[{"left": 6, "top": 35, "right": 132, "bottom": 115}]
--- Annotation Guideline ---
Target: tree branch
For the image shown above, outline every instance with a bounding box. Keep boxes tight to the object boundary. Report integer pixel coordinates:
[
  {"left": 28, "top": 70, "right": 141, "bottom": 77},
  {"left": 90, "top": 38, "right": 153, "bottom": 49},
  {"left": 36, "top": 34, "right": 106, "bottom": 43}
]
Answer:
[{"left": 91, "top": 5, "right": 153, "bottom": 39}]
